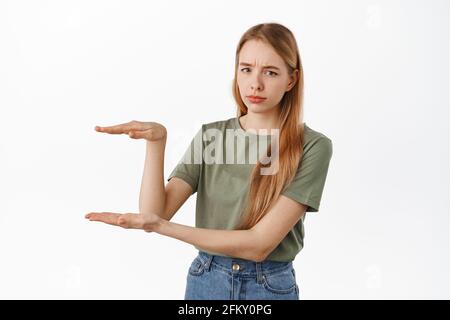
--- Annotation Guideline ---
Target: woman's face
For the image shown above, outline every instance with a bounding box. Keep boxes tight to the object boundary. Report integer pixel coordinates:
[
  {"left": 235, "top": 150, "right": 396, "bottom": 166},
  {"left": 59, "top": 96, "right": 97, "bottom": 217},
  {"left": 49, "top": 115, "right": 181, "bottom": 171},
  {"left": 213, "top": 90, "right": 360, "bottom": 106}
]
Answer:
[{"left": 237, "top": 39, "right": 298, "bottom": 114}]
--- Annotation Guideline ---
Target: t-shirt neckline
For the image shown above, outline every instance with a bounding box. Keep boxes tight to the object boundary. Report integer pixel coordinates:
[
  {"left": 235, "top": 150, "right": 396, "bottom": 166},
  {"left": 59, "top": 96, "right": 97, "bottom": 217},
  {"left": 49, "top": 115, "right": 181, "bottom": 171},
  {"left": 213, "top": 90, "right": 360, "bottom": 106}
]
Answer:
[
  {"left": 234, "top": 116, "right": 274, "bottom": 136},
  {"left": 234, "top": 116, "right": 308, "bottom": 136}
]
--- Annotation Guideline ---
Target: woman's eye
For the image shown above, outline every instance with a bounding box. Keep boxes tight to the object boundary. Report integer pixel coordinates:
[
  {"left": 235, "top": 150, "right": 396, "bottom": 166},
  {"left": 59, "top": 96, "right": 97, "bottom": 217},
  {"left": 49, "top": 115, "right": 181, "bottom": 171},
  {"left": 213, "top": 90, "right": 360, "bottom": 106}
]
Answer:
[{"left": 240, "top": 68, "right": 277, "bottom": 76}]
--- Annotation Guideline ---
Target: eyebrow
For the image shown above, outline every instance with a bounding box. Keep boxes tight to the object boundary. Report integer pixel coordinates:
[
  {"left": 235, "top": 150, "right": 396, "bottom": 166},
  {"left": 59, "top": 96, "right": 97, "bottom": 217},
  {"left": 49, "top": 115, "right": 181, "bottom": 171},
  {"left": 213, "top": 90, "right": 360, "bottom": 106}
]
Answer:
[{"left": 239, "top": 62, "right": 281, "bottom": 71}]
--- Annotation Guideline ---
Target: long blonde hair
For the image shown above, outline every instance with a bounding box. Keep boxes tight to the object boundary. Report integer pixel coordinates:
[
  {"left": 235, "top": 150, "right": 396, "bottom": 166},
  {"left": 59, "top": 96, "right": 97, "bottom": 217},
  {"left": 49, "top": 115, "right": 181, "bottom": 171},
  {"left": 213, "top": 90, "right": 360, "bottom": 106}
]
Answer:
[{"left": 232, "top": 22, "right": 305, "bottom": 230}]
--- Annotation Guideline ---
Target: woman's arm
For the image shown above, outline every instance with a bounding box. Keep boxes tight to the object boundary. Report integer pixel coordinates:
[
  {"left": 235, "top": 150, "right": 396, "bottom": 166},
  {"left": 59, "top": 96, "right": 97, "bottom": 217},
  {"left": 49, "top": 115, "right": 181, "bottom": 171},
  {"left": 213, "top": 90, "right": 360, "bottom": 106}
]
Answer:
[
  {"left": 154, "top": 194, "right": 306, "bottom": 262},
  {"left": 86, "top": 210, "right": 263, "bottom": 261},
  {"left": 86, "top": 194, "right": 306, "bottom": 262},
  {"left": 139, "top": 139, "right": 167, "bottom": 217},
  {"left": 156, "top": 220, "right": 263, "bottom": 262},
  {"left": 139, "top": 139, "right": 194, "bottom": 221}
]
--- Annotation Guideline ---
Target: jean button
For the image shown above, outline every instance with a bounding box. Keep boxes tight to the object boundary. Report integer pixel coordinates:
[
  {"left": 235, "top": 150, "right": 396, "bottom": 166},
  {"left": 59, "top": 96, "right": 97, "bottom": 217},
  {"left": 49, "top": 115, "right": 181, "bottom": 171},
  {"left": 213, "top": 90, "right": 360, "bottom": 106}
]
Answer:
[{"left": 232, "top": 263, "right": 240, "bottom": 271}]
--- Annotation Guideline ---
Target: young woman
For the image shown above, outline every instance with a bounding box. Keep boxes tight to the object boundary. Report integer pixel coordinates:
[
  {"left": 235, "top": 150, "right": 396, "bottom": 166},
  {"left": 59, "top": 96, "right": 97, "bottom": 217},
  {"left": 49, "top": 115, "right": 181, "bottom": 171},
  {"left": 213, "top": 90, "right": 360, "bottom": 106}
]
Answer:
[{"left": 85, "top": 22, "right": 333, "bottom": 300}]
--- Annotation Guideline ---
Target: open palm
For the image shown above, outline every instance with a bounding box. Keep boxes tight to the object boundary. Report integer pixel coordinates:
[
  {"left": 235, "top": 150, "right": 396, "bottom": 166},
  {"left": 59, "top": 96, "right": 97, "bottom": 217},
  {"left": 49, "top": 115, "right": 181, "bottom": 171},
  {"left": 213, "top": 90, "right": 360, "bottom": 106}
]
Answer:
[{"left": 85, "top": 212, "right": 160, "bottom": 232}]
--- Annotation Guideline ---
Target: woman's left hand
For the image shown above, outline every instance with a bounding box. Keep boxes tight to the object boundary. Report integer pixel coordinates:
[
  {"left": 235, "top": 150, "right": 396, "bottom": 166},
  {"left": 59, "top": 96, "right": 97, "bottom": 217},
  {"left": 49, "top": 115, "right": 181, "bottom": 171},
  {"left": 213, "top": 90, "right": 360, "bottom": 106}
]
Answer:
[{"left": 85, "top": 212, "right": 161, "bottom": 232}]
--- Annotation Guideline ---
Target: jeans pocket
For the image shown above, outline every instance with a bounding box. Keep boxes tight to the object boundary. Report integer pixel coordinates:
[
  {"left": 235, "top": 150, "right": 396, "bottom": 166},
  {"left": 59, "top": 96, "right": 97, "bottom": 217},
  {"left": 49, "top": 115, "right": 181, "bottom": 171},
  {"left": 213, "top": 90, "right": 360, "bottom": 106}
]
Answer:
[
  {"left": 262, "top": 267, "right": 298, "bottom": 294},
  {"left": 188, "top": 256, "right": 206, "bottom": 277}
]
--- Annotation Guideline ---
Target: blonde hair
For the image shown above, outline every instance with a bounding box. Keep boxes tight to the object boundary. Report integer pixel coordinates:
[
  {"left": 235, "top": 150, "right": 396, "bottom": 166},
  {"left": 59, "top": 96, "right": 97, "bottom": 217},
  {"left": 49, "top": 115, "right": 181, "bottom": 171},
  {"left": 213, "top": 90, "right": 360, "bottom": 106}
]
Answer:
[{"left": 232, "top": 22, "right": 305, "bottom": 230}]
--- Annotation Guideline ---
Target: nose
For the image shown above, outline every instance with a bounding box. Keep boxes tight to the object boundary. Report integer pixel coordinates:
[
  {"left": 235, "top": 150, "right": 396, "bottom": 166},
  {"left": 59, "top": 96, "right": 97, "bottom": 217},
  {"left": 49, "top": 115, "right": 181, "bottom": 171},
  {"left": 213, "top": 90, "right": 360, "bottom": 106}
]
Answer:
[{"left": 250, "top": 73, "right": 264, "bottom": 92}]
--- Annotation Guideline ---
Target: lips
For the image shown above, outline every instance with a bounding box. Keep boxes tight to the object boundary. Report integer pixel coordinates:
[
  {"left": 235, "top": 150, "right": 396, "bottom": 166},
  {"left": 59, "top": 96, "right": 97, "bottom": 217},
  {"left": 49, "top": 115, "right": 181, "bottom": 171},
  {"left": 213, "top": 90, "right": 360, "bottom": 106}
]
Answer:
[{"left": 247, "top": 96, "right": 266, "bottom": 103}]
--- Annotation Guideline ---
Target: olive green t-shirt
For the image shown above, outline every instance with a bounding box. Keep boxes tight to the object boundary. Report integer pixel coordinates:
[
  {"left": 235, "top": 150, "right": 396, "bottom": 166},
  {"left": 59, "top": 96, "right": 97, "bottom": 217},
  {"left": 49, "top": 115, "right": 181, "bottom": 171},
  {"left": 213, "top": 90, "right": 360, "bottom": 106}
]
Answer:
[{"left": 167, "top": 116, "right": 333, "bottom": 262}]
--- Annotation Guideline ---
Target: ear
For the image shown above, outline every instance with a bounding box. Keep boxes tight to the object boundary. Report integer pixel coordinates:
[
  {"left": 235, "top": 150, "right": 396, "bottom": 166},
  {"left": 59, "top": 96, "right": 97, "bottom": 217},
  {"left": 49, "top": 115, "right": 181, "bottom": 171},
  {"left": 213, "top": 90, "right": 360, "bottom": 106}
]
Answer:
[{"left": 286, "top": 69, "right": 299, "bottom": 92}]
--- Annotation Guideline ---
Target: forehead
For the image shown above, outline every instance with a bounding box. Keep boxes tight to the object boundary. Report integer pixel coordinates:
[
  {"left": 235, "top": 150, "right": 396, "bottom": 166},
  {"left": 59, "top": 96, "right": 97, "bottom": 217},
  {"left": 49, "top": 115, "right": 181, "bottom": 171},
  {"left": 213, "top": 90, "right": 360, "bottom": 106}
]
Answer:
[{"left": 238, "top": 39, "right": 284, "bottom": 66}]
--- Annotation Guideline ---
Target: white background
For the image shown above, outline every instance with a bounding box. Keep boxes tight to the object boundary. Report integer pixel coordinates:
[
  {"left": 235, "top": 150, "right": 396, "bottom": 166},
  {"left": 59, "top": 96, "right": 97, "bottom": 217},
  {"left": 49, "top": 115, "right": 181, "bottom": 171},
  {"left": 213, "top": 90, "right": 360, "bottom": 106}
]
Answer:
[{"left": 0, "top": 0, "right": 449, "bottom": 299}]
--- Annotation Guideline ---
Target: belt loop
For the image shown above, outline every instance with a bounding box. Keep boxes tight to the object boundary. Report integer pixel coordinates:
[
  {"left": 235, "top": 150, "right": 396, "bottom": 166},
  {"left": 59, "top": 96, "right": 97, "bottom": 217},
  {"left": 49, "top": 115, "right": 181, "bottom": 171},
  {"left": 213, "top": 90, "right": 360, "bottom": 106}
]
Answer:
[
  {"left": 256, "top": 262, "right": 263, "bottom": 284},
  {"left": 203, "top": 252, "right": 213, "bottom": 272}
]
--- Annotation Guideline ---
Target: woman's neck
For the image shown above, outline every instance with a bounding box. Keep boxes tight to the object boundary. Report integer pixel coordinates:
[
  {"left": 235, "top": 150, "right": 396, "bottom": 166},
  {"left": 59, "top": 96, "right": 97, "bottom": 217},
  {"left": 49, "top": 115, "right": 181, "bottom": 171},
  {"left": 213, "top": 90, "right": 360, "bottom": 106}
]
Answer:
[{"left": 240, "top": 110, "right": 281, "bottom": 133}]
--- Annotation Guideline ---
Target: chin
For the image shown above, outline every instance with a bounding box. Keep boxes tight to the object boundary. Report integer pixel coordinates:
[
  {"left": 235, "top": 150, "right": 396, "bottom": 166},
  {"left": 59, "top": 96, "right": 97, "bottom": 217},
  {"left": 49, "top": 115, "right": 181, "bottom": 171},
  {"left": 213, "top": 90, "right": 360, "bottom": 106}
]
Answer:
[{"left": 246, "top": 104, "right": 271, "bottom": 113}]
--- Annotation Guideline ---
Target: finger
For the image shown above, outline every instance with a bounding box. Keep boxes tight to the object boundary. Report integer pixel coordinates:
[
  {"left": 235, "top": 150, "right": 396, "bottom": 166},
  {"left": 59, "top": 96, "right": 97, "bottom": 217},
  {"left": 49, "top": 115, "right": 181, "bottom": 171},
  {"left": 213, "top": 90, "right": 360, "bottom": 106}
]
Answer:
[
  {"left": 117, "top": 213, "right": 145, "bottom": 229},
  {"left": 86, "top": 212, "right": 122, "bottom": 226},
  {"left": 128, "top": 128, "right": 153, "bottom": 140},
  {"left": 95, "top": 121, "right": 147, "bottom": 134}
]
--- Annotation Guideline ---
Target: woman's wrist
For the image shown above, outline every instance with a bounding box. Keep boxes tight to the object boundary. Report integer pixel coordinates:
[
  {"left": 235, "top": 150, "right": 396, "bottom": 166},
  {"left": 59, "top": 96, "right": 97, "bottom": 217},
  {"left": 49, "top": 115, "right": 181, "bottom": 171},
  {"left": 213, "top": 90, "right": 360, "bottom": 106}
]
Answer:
[{"left": 145, "top": 138, "right": 166, "bottom": 153}]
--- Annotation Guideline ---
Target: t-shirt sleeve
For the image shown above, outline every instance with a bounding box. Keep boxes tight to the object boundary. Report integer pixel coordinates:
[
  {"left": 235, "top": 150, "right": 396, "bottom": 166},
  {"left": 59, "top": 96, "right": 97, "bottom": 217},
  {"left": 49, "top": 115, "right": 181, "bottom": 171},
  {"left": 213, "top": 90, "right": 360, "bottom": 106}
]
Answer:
[
  {"left": 281, "top": 136, "right": 333, "bottom": 212},
  {"left": 166, "top": 126, "right": 203, "bottom": 194}
]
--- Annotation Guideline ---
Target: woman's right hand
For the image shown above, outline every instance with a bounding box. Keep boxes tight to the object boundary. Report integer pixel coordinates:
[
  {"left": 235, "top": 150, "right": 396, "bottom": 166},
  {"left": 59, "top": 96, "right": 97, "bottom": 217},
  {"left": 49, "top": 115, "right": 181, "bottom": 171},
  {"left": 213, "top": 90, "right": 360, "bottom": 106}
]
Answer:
[{"left": 95, "top": 120, "right": 167, "bottom": 142}]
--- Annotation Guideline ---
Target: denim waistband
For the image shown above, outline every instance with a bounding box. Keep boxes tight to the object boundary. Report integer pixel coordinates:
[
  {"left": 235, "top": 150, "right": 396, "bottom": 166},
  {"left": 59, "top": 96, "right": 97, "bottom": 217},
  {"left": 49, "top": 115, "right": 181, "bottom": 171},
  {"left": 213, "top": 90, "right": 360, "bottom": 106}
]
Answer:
[{"left": 197, "top": 250, "right": 292, "bottom": 281}]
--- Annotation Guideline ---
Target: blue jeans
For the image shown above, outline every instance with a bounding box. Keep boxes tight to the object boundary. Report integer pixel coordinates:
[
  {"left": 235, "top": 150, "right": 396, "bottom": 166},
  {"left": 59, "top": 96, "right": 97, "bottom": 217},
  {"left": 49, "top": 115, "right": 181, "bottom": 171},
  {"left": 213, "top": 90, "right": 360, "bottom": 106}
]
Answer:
[{"left": 184, "top": 251, "right": 300, "bottom": 300}]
